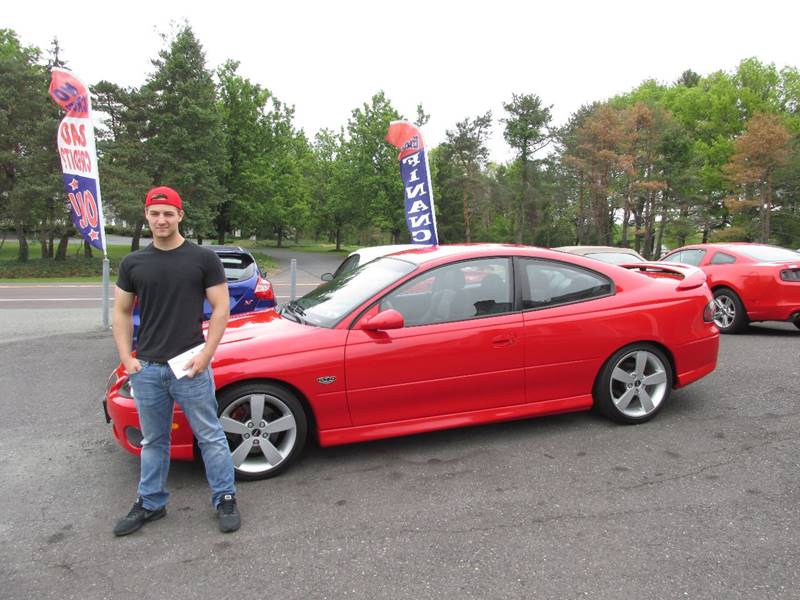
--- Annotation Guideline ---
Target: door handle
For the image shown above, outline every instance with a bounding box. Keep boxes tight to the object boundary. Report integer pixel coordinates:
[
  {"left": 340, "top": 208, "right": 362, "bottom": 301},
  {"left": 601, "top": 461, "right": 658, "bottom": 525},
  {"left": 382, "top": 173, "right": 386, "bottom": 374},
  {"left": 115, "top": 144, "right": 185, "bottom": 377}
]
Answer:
[{"left": 491, "top": 334, "right": 514, "bottom": 347}]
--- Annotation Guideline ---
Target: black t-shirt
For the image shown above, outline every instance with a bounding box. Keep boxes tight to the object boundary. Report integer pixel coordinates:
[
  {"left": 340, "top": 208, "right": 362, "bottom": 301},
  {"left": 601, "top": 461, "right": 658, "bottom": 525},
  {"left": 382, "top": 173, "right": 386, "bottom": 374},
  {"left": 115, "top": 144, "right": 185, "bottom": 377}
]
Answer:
[{"left": 117, "top": 240, "right": 226, "bottom": 362}]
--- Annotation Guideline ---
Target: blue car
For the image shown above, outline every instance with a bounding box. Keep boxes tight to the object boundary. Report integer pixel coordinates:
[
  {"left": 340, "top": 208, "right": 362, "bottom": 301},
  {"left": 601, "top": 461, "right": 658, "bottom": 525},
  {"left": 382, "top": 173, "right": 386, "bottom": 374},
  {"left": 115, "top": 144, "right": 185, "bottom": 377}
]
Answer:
[{"left": 132, "top": 245, "right": 276, "bottom": 346}]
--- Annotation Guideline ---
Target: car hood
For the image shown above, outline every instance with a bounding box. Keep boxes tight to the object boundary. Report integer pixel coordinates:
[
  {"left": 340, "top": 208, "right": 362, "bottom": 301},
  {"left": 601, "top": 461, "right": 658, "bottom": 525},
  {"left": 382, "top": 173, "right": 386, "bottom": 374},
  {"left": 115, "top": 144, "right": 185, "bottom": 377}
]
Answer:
[
  {"left": 217, "top": 309, "right": 296, "bottom": 342},
  {"left": 212, "top": 309, "right": 333, "bottom": 360}
]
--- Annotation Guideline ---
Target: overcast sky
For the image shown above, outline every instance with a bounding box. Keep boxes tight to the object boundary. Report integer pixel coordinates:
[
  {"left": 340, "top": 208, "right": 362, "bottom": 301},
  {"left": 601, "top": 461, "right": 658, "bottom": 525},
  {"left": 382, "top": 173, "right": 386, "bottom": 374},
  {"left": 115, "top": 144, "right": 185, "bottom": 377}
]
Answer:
[{"left": 8, "top": 0, "right": 800, "bottom": 162}]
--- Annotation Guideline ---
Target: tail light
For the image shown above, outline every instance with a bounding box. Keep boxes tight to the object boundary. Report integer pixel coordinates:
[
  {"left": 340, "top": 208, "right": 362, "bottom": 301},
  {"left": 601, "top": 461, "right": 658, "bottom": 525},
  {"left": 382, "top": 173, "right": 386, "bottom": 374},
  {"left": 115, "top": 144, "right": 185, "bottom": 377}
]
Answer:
[
  {"left": 703, "top": 299, "right": 716, "bottom": 323},
  {"left": 254, "top": 276, "right": 275, "bottom": 302},
  {"left": 780, "top": 268, "right": 800, "bottom": 282}
]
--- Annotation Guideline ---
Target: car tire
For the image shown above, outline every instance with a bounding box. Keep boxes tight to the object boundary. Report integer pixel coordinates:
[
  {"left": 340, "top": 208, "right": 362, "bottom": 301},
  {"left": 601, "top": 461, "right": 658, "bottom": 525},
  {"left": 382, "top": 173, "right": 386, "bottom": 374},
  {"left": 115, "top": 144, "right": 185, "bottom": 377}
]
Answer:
[
  {"left": 712, "top": 288, "right": 748, "bottom": 334},
  {"left": 594, "top": 344, "right": 673, "bottom": 424},
  {"left": 217, "top": 382, "right": 308, "bottom": 480}
]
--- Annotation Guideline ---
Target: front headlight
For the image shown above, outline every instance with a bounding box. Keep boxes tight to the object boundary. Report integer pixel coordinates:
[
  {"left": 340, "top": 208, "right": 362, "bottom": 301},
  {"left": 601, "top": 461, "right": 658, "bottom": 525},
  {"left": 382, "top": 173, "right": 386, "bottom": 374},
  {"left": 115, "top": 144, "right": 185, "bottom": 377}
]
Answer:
[
  {"left": 105, "top": 371, "right": 117, "bottom": 394},
  {"left": 118, "top": 377, "right": 134, "bottom": 399}
]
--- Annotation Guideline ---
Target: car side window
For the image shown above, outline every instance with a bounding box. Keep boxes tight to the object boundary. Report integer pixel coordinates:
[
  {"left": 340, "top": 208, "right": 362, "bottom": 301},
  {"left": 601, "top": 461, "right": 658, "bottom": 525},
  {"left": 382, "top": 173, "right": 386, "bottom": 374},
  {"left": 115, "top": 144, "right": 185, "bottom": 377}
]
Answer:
[
  {"left": 520, "top": 259, "right": 612, "bottom": 310},
  {"left": 381, "top": 258, "right": 513, "bottom": 326},
  {"left": 333, "top": 254, "right": 361, "bottom": 279},
  {"left": 710, "top": 251, "right": 736, "bottom": 265},
  {"left": 671, "top": 249, "right": 706, "bottom": 266}
]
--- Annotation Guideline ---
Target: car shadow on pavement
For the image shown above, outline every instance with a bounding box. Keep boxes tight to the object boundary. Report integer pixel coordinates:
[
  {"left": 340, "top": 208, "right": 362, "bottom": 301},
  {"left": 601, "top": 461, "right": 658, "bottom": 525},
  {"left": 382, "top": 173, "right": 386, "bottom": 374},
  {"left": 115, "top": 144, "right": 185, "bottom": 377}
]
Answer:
[{"left": 739, "top": 323, "right": 800, "bottom": 336}]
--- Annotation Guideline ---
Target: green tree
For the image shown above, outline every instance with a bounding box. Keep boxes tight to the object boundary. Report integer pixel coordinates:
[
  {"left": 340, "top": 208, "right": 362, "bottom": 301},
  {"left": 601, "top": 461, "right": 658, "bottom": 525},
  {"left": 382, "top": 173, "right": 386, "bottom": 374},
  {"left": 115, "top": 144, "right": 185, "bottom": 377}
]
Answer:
[
  {"left": 311, "top": 128, "right": 359, "bottom": 250},
  {"left": 501, "top": 93, "right": 552, "bottom": 243},
  {"left": 215, "top": 60, "right": 270, "bottom": 243},
  {"left": 145, "top": 25, "right": 226, "bottom": 242},
  {"left": 0, "top": 30, "right": 61, "bottom": 262},
  {"left": 241, "top": 97, "right": 312, "bottom": 246},
  {"left": 439, "top": 112, "right": 492, "bottom": 242},
  {"left": 93, "top": 81, "right": 152, "bottom": 250},
  {"left": 341, "top": 92, "right": 404, "bottom": 242}
]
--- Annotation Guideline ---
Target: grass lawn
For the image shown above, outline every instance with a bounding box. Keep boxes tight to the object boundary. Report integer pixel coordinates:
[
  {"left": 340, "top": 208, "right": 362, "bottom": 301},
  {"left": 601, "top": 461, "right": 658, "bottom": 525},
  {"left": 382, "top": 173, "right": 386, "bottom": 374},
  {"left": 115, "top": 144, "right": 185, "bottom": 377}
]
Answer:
[
  {"left": 0, "top": 242, "right": 131, "bottom": 282},
  {"left": 0, "top": 239, "right": 333, "bottom": 282}
]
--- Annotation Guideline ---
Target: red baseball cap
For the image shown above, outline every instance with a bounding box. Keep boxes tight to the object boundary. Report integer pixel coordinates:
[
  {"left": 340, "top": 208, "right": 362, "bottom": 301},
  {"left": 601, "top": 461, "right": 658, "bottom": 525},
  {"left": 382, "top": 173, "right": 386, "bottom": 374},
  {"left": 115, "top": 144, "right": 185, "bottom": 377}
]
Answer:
[{"left": 145, "top": 186, "right": 183, "bottom": 210}]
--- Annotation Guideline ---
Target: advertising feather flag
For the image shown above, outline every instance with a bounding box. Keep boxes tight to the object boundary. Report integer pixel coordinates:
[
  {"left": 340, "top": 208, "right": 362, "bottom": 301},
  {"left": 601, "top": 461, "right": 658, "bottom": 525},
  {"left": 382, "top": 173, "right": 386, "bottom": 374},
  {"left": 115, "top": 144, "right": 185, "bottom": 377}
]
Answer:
[
  {"left": 385, "top": 121, "right": 439, "bottom": 245},
  {"left": 49, "top": 68, "right": 107, "bottom": 254}
]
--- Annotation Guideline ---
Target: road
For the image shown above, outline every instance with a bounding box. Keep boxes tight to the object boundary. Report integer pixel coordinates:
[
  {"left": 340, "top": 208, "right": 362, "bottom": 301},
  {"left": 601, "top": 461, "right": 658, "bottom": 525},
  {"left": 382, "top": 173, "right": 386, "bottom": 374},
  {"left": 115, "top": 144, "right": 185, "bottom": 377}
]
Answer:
[{"left": 0, "top": 263, "right": 798, "bottom": 598}]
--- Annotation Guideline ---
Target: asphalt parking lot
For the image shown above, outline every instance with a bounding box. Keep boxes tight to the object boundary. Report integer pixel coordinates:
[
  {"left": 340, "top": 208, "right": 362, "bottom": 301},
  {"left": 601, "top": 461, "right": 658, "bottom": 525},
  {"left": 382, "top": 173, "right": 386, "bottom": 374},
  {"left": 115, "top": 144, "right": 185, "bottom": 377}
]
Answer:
[{"left": 1, "top": 295, "right": 798, "bottom": 598}]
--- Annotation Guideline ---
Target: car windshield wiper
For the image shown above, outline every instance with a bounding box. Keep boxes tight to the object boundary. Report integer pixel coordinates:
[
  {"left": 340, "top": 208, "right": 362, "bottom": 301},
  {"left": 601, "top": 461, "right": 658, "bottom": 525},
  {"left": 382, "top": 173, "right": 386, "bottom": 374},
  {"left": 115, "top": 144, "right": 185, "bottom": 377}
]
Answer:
[
  {"left": 288, "top": 300, "right": 306, "bottom": 316},
  {"left": 279, "top": 301, "right": 307, "bottom": 324}
]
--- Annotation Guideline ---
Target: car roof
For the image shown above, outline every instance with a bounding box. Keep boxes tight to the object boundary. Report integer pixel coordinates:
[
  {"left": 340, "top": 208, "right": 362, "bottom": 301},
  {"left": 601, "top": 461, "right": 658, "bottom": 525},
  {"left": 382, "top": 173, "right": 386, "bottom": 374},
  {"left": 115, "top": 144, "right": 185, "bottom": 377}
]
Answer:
[
  {"left": 372, "top": 243, "right": 570, "bottom": 267},
  {"left": 555, "top": 245, "right": 643, "bottom": 256},
  {"left": 668, "top": 242, "right": 787, "bottom": 252},
  {"left": 350, "top": 244, "right": 421, "bottom": 264}
]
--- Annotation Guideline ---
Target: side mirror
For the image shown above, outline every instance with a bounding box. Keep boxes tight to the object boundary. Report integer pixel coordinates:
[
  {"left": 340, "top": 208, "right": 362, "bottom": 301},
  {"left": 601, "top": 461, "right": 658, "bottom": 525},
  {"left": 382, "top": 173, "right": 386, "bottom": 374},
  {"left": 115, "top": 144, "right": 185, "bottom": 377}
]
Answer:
[
  {"left": 321, "top": 272, "right": 334, "bottom": 282},
  {"left": 359, "top": 309, "right": 404, "bottom": 331}
]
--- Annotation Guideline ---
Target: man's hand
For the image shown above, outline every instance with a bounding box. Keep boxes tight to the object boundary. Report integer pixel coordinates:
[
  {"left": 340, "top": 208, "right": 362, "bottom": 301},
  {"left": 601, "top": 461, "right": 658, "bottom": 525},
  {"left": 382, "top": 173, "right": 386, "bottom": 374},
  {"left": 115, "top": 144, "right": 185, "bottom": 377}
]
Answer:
[
  {"left": 184, "top": 351, "right": 212, "bottom": 379},
  {"left": 124, "top": 357, "right": 142, "bottom": 375}
]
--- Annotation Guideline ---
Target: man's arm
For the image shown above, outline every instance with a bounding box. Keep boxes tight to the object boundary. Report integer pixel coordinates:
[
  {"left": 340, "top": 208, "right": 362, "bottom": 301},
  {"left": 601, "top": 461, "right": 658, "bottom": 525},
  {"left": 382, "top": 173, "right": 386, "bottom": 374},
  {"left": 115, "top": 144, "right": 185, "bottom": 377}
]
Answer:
[
  {"left": 186, "top": 282, "right": 229, "bottom": 378},
  {"left": 112, "top": 286, "right": 141, "bottom": 374}
]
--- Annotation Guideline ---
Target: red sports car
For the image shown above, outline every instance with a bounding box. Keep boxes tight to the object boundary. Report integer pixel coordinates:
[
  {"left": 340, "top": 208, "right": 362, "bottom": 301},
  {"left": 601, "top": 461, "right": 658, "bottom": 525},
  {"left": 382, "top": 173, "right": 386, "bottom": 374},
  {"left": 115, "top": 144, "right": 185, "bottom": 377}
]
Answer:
[
  {"left": 660, "top": 243, "right": 800, "bottom": 333},
  {"left": 104, "top": 244, "right": 719, "bottom": 480}
]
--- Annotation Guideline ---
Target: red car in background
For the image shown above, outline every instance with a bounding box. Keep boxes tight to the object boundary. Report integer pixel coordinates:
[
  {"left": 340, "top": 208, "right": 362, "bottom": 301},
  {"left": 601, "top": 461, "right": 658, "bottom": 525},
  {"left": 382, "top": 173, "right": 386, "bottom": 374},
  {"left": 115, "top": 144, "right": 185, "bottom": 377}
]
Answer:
[
  {"left": 105, "top": 245, "right": 719, "bottom": 480},
  {"left": 660, "top": 243, "right": 800, "bottom": 333}
]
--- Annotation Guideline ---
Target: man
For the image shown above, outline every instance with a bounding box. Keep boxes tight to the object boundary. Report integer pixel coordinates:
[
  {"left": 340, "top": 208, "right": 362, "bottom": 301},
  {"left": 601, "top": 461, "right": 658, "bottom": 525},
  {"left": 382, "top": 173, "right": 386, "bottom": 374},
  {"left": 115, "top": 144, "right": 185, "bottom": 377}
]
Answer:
[{"left": 111, "top": 186, "right": 241, "bottom": 536}]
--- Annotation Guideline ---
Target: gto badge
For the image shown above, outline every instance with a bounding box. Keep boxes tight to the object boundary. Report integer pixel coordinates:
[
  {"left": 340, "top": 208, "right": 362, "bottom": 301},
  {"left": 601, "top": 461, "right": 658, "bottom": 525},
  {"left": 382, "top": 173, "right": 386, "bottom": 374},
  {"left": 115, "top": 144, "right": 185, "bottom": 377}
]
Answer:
[{"left": 316, "top": 376, "right": 337, "bottom": 385}]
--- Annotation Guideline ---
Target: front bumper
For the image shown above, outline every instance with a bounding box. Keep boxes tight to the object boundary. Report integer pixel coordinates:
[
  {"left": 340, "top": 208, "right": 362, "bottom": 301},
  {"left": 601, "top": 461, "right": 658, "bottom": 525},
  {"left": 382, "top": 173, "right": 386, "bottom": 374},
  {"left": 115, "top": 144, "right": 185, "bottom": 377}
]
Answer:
[{"left": 104, "top": 373, "right": 196, "bottom": 461}]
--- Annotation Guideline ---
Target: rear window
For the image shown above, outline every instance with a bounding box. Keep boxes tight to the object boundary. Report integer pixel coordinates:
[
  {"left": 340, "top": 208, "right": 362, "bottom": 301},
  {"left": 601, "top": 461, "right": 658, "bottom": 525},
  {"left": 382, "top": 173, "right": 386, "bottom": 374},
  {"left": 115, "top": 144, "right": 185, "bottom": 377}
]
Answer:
[
  {"left": 218, "top": 254, "right": 256, "bottom": 282},
  {"left": 735, "top": 246, "right": 800, "bottom": 262},
  {"left": 710, "top": 252, "right": 736, "bottom": 265}
]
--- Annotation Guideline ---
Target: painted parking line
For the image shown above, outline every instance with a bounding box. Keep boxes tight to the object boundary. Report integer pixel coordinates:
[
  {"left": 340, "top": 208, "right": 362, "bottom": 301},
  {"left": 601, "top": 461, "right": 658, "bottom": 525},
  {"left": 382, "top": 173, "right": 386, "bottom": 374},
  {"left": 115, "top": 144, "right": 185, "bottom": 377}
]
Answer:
[
  {"left": 0, "top": 284, "right": 104, "bottom": 288},
  {"left": 0, "top": 298, "right": 114, "bottom": 302}
]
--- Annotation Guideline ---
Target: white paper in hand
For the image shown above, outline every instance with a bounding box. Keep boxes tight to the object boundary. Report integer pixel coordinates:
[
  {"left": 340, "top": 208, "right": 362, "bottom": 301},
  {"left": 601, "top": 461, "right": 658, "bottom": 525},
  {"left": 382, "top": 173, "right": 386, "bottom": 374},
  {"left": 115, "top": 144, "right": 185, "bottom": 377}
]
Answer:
[{"left": 167, "top": 343, "right": 206, "bottom": 379}]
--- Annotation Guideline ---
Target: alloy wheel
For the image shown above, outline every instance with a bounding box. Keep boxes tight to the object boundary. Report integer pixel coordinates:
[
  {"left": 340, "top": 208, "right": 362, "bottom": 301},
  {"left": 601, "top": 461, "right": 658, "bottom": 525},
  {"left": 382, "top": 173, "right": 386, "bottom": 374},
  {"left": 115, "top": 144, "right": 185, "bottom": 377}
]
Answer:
[
  {"left": 608, "top": 350, "right": 669, "bottom": 418},
  {"left": 713, "top": 295, "right": 736, "bottom": 329},
  {"left": 219, "top": 392, "right": 298, "bottom": 476}
]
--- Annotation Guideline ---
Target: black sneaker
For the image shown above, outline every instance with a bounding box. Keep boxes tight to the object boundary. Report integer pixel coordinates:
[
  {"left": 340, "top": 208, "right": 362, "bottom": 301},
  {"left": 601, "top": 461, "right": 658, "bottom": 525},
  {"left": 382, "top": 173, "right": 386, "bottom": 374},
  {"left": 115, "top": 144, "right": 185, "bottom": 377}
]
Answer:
[
  {"left": 216, "top": 494, "right": 241, "bottom": 533},
  {"left": 113, "top": 498, "right": 166, "bottom": 537}
]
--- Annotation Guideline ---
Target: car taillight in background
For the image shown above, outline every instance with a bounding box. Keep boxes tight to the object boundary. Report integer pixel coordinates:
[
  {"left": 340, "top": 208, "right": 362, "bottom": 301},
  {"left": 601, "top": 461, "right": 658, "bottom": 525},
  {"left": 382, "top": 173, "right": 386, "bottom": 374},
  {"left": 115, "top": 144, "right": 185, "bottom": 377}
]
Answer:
[
  {"left": 255, "top": 276, "right": 275, "bottom": 302},
  {"left": 780, "top": 268, "right": 800, "bottom": 282},
  {"left": 703, "top": 299, "right": 716, "bottom": 323}
]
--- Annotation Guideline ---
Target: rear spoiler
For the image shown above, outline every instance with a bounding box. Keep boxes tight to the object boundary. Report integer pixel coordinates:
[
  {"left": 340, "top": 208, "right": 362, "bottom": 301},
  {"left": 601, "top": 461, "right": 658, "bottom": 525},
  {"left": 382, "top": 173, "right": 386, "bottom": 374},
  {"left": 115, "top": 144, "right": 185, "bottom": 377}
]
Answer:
[{"left": 619, "top": 261, "right": 707, "bottom": 291}]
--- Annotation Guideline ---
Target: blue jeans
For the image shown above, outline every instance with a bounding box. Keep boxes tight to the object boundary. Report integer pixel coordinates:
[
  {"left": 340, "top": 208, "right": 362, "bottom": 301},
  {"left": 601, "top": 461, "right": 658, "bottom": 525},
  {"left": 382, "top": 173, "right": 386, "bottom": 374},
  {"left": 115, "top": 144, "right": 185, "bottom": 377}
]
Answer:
[{"left": 129, "top": 361, "right": 236, "bottom": 510}]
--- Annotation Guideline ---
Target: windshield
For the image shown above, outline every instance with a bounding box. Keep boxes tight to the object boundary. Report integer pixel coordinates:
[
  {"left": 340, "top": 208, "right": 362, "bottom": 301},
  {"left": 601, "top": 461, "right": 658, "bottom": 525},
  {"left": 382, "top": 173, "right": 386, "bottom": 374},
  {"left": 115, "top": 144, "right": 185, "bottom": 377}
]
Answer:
[
  {"left": 735, "top": 245, "right": 800, "bottom": 262},
  {"left": 284, "top": 257, "right": 416, "bottom": 328},
  {"left": 585, "top": 252, "right": 644, "bottom": 264}
]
